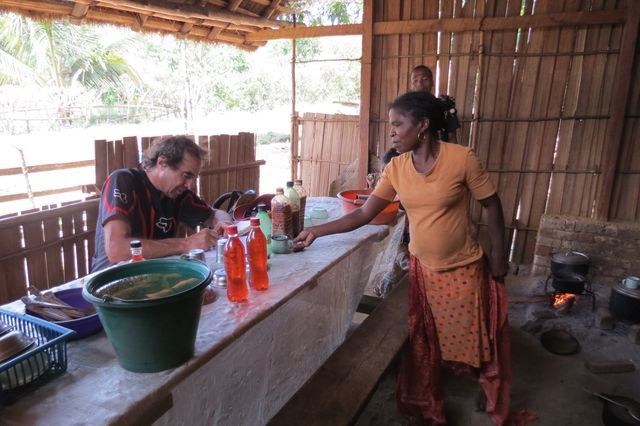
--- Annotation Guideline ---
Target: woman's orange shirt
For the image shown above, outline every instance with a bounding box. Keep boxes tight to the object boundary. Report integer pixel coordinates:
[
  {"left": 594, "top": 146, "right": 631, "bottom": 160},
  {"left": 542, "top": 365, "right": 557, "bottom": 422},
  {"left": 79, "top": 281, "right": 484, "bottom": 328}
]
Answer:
[{"left": 372, "top": 142, "right": 496, "bottom": 271}]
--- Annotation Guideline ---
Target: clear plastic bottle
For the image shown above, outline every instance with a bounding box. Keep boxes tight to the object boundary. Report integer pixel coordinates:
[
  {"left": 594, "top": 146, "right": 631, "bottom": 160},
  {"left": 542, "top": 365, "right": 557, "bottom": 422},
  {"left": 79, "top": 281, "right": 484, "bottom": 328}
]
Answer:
[
  {"left": 271, "top": 187, "right": 294, "bottom": 239},
  {"left": 223, "top": 225, "right": 248, "bottom": 302},
  {"left": 285, "top": 181, "right": 300, "bottom": 237},
  {"left": 256, "top": 203, "right": 272, "bottom": 257},
  {"left": 129, "top": 240, "right": 145, "bottom": 262},
  {"left": 293, "top": 179, "right": 307, "bottom": 233},
  {"left": 247, "top": 218, "right": 269, "bottom": 291}
]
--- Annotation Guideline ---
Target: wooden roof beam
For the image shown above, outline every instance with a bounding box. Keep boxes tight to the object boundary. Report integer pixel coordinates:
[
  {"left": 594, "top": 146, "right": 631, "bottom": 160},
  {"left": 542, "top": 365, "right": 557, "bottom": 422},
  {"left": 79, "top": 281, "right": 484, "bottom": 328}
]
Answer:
[
  {"left": 246, "top": 0, "right": 294, "bottom": 14},
  {"left": 227, "top": 0, "right": 243, "bottom": 12},
  {"left": 246, "top": 23, "right": 362, "bottom": 41},
  {"left": 70, "top": 2, "right": 90, "bottom": 24},
  {"left": 373, "top": 9, "right": 626, "bottom": 35},
  {"left": 179, "top": 22, "right": 194, "bottom": 35},
  {"left": 77, "top": 0, "right": 294, "bottom": 29},
  {"left": 263, "top": 0, "right": 283, "bottom": 19}
]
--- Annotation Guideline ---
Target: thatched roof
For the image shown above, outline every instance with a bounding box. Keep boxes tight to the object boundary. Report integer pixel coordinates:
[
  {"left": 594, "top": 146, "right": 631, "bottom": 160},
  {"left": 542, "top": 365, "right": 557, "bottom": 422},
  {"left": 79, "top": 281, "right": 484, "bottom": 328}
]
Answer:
[{"left": 0, "top": 0, "right": 297, "bottom": 51}]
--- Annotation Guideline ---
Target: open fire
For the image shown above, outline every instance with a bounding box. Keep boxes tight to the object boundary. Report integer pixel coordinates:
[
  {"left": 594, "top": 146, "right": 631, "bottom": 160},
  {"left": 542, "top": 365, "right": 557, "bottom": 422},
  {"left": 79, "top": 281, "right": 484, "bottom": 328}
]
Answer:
[{"left": 552, "top": 293, "right": 576, "bottom": 309}]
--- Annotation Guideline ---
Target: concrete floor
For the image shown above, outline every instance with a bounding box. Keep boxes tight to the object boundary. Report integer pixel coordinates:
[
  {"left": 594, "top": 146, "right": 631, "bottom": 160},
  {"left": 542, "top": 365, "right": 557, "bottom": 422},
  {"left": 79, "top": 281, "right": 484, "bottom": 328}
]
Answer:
[{"left": 354, "top": 273, "right": 640, "bottom": 426}]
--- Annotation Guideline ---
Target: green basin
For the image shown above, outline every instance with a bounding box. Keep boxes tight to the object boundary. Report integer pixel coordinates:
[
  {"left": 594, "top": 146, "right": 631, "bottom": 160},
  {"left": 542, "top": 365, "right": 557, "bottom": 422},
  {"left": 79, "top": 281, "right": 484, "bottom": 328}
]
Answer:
[{"left": 83, "top": 259, "right": 212, "bottom": 373}]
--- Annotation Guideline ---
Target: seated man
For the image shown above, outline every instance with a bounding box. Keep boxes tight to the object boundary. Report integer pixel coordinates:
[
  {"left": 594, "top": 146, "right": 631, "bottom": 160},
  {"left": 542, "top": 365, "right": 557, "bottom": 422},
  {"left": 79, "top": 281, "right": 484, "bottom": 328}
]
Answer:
[{"left": 90, "top": 135, "right": 232, "bottom": 272}]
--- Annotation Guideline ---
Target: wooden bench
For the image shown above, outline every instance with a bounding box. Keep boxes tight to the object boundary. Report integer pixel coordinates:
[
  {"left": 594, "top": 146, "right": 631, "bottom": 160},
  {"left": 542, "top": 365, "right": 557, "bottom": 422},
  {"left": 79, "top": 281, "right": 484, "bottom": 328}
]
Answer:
[{"left": 269, "top": 275, "right": 409, "bottom": 426}]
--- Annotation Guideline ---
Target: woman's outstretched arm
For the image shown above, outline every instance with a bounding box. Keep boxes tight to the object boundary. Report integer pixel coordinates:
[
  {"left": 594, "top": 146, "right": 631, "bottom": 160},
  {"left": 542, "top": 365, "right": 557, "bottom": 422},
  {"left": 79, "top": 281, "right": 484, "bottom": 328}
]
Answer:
[{"left": 294, "top": 195, "right": 390, "bottom": 247}]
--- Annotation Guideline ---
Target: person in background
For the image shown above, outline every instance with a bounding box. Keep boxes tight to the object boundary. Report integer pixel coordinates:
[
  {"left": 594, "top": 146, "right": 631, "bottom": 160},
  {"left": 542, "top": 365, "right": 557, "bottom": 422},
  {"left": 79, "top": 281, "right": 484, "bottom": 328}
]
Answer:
[
  {"left": 295, "top": 91, "right": 515, "bottom": 425},
  {"left": 410, "top": 64, "right": 460, "bottom": 144},
  {"left": 91, "top": 135, "right": 232, "bottom": 272}
]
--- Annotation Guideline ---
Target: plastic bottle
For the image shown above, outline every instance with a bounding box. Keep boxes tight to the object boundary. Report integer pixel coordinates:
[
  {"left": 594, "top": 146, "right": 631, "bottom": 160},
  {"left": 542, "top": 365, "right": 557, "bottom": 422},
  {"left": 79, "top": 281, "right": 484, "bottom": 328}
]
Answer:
[
  {"left": 247, "top": 218, "right": 269, "bottom": 291},
  {"left": 285, "top": 181, "right": 300, "bottom": 237},
  {"left": 293, "top": 179, "right": 307, "bottom": 233},
  {"left": 223, "top": 225, "right": 248, "bottom": 302},
  {"left": 256, "top": 203, "right": 272, "bottom": 257},
  {"left": 271, "top": 187, "right": 294, "bottom": 239},
  {"left": 129, "top": 240, "right": 145, "bottom": 262}
]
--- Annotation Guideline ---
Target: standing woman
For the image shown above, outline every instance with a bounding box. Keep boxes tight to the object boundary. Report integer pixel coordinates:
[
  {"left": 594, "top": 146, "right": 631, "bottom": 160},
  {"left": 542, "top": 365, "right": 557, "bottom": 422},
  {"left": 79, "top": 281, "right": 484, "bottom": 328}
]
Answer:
[{"left": 294, "top": 91, "right": 513, "bottom": 425}]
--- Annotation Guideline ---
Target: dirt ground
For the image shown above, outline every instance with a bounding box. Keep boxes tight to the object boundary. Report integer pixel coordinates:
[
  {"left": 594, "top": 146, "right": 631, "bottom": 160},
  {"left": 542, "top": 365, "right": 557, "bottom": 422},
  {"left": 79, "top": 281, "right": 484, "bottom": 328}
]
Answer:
[{"left": 355, "top": 273, "right": 640, "bottom": 426}]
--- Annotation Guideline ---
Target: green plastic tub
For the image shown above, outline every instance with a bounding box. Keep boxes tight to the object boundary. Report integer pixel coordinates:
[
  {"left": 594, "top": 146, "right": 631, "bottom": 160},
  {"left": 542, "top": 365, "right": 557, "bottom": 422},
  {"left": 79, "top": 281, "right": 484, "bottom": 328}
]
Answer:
[{"left": 82, "top": 259, "right": 212, "bottom": 373}]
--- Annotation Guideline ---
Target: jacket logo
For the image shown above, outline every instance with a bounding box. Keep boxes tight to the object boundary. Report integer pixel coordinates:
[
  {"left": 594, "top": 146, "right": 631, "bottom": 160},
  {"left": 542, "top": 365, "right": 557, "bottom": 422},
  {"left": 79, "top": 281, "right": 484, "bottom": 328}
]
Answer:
[
  {"left": 156, "top": 217, "right": 173, "bottom": 233},
  {"left": 113, "top": 189, "right": 128, "bottom": 204}
]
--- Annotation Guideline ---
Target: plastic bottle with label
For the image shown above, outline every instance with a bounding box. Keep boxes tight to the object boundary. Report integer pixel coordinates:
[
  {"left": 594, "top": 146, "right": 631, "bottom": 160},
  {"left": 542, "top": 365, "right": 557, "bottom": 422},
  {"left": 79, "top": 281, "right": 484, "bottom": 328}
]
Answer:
[
  {"left": 271, "top": 187, "right": 294, "bottom": 239},
  {"left": 247, "top": 218, "right": 269, "bottom": 291},
  {"left": 256, "top": 203, "right": 272, "bottom": 256},
  {"left": 285, "top": 181, "right": 300, "bottom": 237},
  {"left": 129, "top": 240, "right": 145, "bottom": 262},
  {"left": 223, "top": 225, "right": 248, "bottom": 302},
  {"left": 293, "top": 179, "right": 307, "bottom": 233}
]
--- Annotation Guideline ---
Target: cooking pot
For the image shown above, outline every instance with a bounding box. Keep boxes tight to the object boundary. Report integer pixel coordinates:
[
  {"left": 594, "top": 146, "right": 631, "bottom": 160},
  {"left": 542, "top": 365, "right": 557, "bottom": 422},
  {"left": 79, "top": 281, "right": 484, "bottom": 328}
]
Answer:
[
  {"left": 551, "top": 271, "right": 587, "bottom": 294},
  {"left": 550, "top": 251, "right": 590, "bottom": 277},
  {"left": 609, "top": 282, "right": 640, "bottom": 323}
]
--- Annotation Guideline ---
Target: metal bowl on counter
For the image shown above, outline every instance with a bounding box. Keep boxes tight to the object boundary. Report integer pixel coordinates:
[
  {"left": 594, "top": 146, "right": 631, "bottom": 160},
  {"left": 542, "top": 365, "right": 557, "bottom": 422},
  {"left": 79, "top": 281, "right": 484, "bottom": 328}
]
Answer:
[{"left": 337, "top": 189, "right": 400, "bottom": 225}]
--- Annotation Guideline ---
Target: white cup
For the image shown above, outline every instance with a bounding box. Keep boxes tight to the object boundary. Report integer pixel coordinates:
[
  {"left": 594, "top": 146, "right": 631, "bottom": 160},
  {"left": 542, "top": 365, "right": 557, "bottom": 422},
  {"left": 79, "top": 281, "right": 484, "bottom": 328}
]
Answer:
[{"left": 623, "top": 276, "right": 640, "bottom": 289}]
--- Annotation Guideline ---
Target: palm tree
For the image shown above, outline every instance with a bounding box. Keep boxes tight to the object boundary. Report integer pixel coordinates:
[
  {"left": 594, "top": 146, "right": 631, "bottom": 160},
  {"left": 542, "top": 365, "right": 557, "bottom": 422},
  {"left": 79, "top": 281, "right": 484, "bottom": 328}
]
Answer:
[{"left": 0, "top": 13, "right": 141, "bottom": 129}]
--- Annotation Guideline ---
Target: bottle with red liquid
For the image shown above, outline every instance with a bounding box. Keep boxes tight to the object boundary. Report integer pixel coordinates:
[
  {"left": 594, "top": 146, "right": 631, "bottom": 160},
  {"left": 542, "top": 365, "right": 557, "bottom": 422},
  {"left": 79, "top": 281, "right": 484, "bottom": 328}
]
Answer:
[
  {"left": 223, "top": 225, "right": 248, "bottom": 302},
  {"left": 247, "top": 217, "right": 269, "bottom": 291},
  {"left": 129, "top": 240, "right": 145, "bottom": 262}
]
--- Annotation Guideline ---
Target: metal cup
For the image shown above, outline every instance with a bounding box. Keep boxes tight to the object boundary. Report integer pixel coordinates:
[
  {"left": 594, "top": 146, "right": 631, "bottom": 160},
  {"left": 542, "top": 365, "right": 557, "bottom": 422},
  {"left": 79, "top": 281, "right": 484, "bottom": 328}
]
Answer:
[
  {"left": 181, "top": 248, "right": 206, "bottom": 262},
  {"left": 271, "top": 235, "right": 293, "bottom": 254}
]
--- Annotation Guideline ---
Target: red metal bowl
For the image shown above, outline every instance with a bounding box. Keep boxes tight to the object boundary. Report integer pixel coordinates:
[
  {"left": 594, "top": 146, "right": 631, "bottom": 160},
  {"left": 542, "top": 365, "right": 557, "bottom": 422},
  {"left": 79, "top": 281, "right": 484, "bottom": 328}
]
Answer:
[{"left": 337, "top": 189, "right": 400, "bottom": 225}]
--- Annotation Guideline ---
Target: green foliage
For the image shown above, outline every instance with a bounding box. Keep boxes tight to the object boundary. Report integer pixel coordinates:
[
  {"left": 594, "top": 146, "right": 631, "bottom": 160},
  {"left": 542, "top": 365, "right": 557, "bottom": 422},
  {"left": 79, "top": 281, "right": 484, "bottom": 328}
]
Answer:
[
  {"left": 290, "top": 0, "right": 363, "bottom": 25},
  {"left": 257, "top": 131, "right": 290, "bottom": 145},
  {"left": 0, "top": 3, "right": 363, "bottom": 134}
]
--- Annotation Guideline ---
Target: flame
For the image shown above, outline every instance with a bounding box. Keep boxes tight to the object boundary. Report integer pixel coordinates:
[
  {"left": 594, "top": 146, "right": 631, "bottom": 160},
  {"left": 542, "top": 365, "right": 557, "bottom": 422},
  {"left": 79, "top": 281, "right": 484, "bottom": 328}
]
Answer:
[{"left": 552, "top": 293, "right": 576, "bottom": 308}]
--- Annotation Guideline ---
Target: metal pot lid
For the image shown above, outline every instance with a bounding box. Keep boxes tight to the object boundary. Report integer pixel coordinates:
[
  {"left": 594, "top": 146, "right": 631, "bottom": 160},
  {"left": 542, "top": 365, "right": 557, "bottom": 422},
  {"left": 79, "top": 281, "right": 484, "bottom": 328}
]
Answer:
[
  {"left": 613, "top": 282, "right": 640, "bottom": 300},
  {"left": 551, "top": 251, "right": 590, "bottom": 265}
]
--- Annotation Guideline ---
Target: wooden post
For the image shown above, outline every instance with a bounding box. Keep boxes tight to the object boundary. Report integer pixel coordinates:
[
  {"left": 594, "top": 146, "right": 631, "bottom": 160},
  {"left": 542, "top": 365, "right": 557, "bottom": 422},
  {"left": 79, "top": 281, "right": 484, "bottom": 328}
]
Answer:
[
  {"left": 358, "top": 0, "right": 374, "bottom": 189},
  {"left": 595, "top": 2, "right": 639, "bottom": 220},
  {"left": 291, "top": 14, "right": 297, "bottom": 182}
]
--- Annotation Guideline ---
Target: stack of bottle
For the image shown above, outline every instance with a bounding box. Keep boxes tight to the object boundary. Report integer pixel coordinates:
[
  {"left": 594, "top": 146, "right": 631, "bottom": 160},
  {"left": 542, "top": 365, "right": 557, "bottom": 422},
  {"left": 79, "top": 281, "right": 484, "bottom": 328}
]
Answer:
[
  {"left": 221, "top": 179, "right": 308, "bottom": 303},
  {"left": 271, "top": 180, "right": 307, "bottom": 240}
]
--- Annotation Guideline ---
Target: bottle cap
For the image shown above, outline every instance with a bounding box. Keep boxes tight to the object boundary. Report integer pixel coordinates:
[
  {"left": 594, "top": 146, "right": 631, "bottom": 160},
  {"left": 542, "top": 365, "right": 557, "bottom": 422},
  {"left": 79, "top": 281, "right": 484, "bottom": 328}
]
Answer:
[
  {"left": 257, "top": 203, "right": 266, "bottom": 211},
  {"left": 130, "top": 240, "right": 142, "bottom": 248},
  {"left": 226, "top": 225, "right": 238, "bottom": 235},
  {"left": 295, "top": 179, "right": 303, "bottom": 185},
  {"left": 250, "top": 217, "right": 260, "bottom": 227},
  {"left": 276, "top": 187, "right": 284, "bottom": 194},
  {"left": 286, "top": 181, "right": 294, "bottom": 187}
]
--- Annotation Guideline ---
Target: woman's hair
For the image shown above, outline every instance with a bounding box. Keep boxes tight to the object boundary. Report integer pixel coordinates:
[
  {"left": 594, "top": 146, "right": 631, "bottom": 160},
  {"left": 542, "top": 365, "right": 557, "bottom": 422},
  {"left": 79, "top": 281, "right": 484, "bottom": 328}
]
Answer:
[
  {"left": 389, "top": 91, "right": 447, "bottom": 137},
  {"left": 142, "top": 135, "right": 207, "bottom": 169}
]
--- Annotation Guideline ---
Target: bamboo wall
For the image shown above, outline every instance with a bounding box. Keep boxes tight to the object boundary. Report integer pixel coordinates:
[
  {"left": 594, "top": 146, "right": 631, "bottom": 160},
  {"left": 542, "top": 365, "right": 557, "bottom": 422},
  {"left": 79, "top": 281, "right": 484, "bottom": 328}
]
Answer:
[
  {"left": 0, "top": 199, "right": 99, "bottom": 304},
  {"left": 364, "top": 0, "right": 639, "bottom": 264},
  {"left": 297, "top": 113, "right": 360, "bottom": 196}
]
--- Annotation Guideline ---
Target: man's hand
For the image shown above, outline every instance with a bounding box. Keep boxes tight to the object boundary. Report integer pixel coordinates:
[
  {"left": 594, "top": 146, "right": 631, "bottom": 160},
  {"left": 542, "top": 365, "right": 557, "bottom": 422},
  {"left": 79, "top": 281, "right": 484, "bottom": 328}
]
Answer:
[{"left": 186, "top": 228, "right": 222, "bottom": 251}]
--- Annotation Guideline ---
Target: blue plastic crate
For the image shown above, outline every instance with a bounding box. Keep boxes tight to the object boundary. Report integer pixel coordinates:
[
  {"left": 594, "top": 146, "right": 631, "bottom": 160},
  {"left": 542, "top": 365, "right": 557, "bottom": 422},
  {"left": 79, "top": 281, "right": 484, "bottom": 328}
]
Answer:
[{"left": 0, "top": 308, "right": 75, "bottom": 405}]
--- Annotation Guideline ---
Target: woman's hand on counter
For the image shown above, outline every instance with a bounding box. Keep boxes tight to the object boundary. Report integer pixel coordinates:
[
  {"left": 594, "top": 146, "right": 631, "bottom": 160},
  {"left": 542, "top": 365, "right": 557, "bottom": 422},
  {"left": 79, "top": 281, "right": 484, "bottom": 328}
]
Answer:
[{"left": 294, "top": 229, "right": 317, "bottom": 247}]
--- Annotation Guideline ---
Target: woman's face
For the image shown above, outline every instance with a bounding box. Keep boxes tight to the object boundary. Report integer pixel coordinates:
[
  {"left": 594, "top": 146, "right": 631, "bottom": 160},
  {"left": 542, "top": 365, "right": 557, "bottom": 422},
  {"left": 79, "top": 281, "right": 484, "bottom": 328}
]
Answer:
[{"left": 389, "top": 108, "right": 428, "bottom": 154}]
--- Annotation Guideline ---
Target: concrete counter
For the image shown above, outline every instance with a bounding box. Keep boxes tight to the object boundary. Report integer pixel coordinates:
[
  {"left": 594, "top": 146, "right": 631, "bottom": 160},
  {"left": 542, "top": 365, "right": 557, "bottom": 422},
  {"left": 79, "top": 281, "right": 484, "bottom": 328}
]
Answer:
[{"left": 1, "top": 197, "right": 391, "bottom": 425}]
